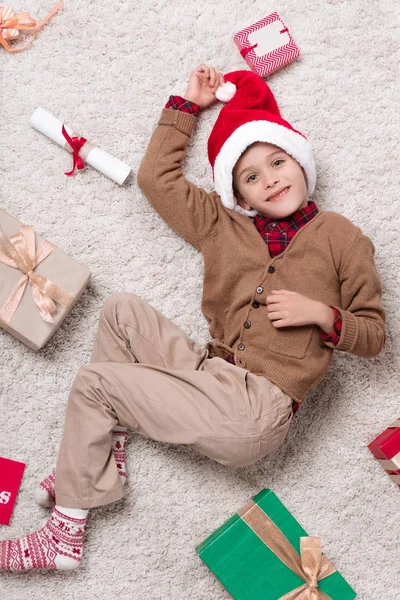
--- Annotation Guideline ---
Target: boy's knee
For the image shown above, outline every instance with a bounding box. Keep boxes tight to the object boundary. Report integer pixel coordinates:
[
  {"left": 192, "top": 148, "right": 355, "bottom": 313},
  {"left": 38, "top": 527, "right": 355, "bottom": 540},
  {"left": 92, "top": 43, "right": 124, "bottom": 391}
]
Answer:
[
  {"left": 73, "top": 364, "right": 103, "bottom": 391},
  {"left": 101, "top": 292, "right": 142, "bottom": 322},
  {"left": 71, "top": 364, "right": 116, "bottom": 405}
]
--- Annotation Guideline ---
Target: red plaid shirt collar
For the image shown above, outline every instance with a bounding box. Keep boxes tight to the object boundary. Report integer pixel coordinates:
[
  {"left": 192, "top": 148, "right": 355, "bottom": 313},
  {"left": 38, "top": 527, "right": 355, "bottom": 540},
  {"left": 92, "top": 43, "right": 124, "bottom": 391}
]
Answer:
[{"left": 253, "top": 200, "right": 319, "bottom": 257}]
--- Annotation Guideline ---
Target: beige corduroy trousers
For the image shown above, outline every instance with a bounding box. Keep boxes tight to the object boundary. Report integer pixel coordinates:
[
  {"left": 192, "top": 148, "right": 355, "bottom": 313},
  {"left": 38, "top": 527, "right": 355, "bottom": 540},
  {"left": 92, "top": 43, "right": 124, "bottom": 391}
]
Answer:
[{"left": 55, "top": 293, "right": 293, "bottom": 508}]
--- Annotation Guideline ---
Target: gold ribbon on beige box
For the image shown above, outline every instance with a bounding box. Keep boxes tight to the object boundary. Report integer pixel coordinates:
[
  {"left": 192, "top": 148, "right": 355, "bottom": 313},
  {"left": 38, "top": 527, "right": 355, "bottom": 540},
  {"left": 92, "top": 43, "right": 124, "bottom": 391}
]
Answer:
[
  {"left": 0, "top": 224, "right": 74, "bottom": 324},
  {"left": 238, "top": 500, "right": 337, "bottom": 600}
]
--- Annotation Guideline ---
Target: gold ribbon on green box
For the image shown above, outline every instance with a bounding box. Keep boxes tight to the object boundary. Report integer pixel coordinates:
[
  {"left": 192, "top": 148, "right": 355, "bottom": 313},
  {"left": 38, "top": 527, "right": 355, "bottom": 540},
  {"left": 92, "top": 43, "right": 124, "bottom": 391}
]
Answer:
[
  {"left": 0, "top": 224, "right": 74, "bottom": 324},
  {"left": 238, "top": 500, "right": 337, "bottom": 600}
]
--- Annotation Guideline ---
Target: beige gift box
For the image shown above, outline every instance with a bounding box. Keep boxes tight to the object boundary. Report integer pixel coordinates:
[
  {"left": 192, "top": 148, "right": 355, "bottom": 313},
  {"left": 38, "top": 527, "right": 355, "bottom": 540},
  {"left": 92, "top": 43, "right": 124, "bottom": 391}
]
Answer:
[{"left": 0, "top": 209, "right": 91, "bottom": 350}]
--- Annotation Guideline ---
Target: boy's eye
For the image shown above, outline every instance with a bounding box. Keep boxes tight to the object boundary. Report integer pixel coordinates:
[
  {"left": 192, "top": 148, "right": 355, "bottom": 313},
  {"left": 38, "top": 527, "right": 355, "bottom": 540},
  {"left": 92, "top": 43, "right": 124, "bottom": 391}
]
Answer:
[
  {"left": 273, "top": 159, "right": 284, "bottom": 167},
  {"left": 247, "top": 174, "right": 257, "bottom": 183}
]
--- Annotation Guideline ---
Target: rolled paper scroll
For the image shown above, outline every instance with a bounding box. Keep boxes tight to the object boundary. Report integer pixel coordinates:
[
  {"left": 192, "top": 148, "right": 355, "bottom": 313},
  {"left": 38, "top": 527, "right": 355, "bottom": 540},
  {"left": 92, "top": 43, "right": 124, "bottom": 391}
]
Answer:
[{"left": 30, "top": 107, "right": 131, "bottom": 185}]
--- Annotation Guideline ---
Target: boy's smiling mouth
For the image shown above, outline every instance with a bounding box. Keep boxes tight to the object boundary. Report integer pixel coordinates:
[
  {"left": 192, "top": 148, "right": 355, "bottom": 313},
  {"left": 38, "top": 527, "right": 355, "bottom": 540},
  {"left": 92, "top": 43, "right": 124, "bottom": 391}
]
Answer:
[{"left": 267, "top": 186, "right": 290, "bottom": 201}]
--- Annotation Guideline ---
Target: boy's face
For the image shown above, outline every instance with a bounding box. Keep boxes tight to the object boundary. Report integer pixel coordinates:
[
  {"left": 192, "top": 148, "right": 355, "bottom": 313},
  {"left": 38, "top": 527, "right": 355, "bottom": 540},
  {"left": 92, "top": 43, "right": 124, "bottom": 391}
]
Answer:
[{"left": 232, "top": 142, "right": 309, "bottom": 218}]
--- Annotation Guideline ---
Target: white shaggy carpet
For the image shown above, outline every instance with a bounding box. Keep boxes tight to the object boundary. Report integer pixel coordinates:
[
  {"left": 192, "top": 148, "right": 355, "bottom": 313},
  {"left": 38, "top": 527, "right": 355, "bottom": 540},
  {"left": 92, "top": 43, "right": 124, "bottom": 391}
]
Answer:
[{"left": 1, "top": 1, "right": 399, "bottom": 598}]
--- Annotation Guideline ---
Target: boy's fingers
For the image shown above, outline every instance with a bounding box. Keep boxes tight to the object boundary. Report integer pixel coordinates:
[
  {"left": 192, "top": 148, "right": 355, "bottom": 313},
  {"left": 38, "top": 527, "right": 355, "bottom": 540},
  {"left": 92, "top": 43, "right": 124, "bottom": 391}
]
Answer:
[
  {"left": 196, "top": 64, "right": 209, "bottom": 82},
  {"left": 194, "top": 64, "right": 223, "bottom": 92},
  {"left": 272, "top": 320, "right": 286, "bottom": 328},
  {"left": 267, "top": 304, "right": 282, "bottom": 313},
  {"left": 197, "top": 72, "right": 209, "bottom": 85},
  {"left": 209, "top": 67, "right": 217, "bottom": 89},
  {"left": 197, "top": 63, "right": 209, "bottom": 74},
  {"left": 268, "top": 311, "right": 282, "bottom": 320}
]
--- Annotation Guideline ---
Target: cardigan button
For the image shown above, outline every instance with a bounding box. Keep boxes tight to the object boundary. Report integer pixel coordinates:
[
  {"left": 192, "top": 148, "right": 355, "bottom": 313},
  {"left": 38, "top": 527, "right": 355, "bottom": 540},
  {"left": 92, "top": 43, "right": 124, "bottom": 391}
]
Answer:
[
  {"left": 256, "top": 287, "right": 264, "bottom": 294},
  {"left": 238, "top": 343, "right": 245, "bottom": 351},
  {"left": 244, "top": 321, "right": 251, "bottom": 329},
  {"left": 268, "top": 266, "right": 275, "bottom": 273},
  {"left": 252, "top": 301, "right": 260, "bottom": 308}
]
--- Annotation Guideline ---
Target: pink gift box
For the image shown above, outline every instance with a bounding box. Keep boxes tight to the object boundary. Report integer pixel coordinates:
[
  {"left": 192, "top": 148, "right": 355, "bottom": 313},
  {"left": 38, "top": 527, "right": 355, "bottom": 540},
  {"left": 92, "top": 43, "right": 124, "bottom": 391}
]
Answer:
[{"left": 234, "top": 13, "right": 300, "bottom": 77}]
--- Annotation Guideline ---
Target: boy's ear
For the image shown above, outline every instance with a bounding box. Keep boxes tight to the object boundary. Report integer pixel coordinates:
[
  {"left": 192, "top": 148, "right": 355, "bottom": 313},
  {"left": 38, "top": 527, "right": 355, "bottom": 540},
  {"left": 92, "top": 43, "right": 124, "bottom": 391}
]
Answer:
[{"left": 236, "top": 195, "right": 252, "bottom": 211}]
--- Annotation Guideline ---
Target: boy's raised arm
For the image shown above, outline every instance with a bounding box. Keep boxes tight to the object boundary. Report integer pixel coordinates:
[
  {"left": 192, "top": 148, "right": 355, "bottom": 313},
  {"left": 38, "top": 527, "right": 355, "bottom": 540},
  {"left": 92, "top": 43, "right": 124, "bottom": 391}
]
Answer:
[{"left": 137, "top": 65, "right": 225, "bottom": 250}]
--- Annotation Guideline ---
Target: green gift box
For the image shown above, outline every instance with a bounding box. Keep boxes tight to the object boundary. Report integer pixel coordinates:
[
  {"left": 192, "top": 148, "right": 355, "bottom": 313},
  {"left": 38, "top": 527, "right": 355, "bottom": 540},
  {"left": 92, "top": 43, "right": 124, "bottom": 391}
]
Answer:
[{"left": 196, "top": 489, "right": 357, "bottom": 600}]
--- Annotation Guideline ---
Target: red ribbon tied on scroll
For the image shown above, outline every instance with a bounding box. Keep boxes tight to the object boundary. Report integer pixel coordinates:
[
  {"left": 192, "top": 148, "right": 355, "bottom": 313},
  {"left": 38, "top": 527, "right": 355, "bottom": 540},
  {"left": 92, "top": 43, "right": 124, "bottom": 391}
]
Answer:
[
  {"left": 0, "top": 2, "right": 63, "bottom": 52},
  {"left": 0, "top": 224, "right": 74, "bottom": 324},
  {"left": 61, "top": 125, "right": 92, "bottom": 176}
]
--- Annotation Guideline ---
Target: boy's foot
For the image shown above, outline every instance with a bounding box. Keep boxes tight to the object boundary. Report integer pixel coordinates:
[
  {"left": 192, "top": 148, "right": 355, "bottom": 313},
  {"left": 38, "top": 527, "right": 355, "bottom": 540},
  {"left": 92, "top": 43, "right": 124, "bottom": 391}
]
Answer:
[
  {"left": 34, "top": 470, "right": 56, "bottom": 508},
  {"left": 34, "top": 430, "right": 129, "bottom": 508},
  {"left": 0, "top": 507, "right": 87, "bottom": 571}
]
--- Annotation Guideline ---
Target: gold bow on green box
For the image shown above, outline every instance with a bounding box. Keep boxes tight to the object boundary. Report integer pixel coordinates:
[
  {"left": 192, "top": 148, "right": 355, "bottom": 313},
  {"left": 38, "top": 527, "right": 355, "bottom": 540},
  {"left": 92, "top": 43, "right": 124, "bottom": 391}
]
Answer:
[{"left": 196, "top": 489, "right": 357, "bottom": 600}]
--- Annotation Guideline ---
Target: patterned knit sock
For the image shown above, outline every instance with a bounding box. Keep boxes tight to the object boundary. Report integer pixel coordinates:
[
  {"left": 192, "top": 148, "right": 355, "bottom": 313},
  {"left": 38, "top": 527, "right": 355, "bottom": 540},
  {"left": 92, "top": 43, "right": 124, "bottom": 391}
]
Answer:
[
  {"left": 35, "top": 430, "right": 129, "bottom": 508},
  {"left": 0, "top": 506, "right": 88, "bottom": 571},
  {"left": 112, "top": 429, "right": 128, "bottom": 482},
  {"left": 34, "top": 470, "right": 56, "bottom": 508}
]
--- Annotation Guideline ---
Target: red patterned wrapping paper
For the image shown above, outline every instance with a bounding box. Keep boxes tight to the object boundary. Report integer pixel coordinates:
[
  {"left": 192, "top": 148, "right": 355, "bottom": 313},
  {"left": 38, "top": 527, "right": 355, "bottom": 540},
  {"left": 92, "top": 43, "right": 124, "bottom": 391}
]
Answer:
[
  {"left": 368, "top": 419, "right": 400, "bottom": 487},
  {"left": 234, "top": 13, "right": 300, "bottom": 78}
]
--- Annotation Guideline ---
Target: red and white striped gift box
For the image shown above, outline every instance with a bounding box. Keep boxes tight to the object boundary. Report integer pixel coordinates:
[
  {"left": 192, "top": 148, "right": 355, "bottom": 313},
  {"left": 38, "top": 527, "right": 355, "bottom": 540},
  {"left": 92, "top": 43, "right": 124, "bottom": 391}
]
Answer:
[
  {"left": 233, "top": 13, "right": 300, "bottom": 78},
  {"left": 368, "top": 419, "right": 400, "bottom": 488}
]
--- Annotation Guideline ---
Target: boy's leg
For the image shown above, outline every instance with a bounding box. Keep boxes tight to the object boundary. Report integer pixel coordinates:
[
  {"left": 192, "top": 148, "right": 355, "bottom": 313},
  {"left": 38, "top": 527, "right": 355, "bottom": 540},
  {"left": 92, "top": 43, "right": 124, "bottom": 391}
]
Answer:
[
  {"left": 55, "top": 371, "right": 291, "bottom": 509},
  {"left": 54, "top": 360, "right": 225, "bottom": 508},
  {"left": 1, "top": 353, "right": 259, "bottom": 572},
  {"left": 35, "top": 429, "right": 129, "bottom": 507},
  {"left": 89, "top": 292, "right": 207, "bottom": 368},
  {"left": 36, "top": 292, "right": 184, "bottom": 507},
  {"left": 54, "top": 291, "right": 209, "bottom": 508},
  {"left": 54, "top": 292, "right": 291, "bottom": 508},
  {"left": 1, "top": 293, "right": 291, "bottom": 571},
  {"left": 1, "top": 294, "right": 211, "bottom": 571}
]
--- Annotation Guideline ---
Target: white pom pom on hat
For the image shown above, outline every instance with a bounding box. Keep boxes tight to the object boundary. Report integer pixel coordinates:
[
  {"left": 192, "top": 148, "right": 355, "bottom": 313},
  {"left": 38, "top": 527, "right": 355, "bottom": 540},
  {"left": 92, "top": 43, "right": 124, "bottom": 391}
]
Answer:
[
  {"left": 208, "top": 70, "right": 316, "bottom": 217},
  {"left": 215, "top": 81, "right": 237, "bottom": 103}
]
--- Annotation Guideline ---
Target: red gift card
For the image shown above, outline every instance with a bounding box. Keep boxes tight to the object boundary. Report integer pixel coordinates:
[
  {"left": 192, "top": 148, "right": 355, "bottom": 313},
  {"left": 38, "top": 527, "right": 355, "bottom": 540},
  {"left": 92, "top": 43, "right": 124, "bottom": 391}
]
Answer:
[{"left": 0, "top": 456, "right": 26, "bottom": 525}]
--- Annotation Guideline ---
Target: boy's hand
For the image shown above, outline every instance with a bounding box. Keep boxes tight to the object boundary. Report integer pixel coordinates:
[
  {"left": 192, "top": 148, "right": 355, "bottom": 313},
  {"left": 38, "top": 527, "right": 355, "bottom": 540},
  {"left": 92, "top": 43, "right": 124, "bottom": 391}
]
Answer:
[
  {"left": 266, "top": 290, "right": 335, "bottom": 333},
  {"left": 184, "top": 64, "right": 225, "bottom": 109}
]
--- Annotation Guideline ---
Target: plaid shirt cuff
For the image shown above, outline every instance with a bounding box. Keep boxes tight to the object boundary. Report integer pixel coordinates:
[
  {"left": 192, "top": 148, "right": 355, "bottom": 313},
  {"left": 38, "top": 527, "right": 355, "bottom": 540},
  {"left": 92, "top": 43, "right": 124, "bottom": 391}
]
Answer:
[
  {"left": 319, "top": 307, "right": 342, "bottom": 346},
  {"left": 165, "top": 95, "right": 201, "bottom": 115}
]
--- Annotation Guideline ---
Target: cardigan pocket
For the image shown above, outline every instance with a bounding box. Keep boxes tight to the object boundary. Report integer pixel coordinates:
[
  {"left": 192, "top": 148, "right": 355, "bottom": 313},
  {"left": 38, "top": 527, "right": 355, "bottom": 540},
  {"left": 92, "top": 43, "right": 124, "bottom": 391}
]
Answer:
[{"left": 268, "top": 325, "right": 314, "bottom": 359}]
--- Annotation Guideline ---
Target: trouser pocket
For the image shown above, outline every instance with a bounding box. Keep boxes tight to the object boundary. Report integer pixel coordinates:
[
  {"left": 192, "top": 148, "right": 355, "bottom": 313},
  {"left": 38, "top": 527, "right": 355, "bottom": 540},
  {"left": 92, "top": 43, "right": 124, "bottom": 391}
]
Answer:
[{"left": 192, "top": 434, "right": 261, "bottom": 468}]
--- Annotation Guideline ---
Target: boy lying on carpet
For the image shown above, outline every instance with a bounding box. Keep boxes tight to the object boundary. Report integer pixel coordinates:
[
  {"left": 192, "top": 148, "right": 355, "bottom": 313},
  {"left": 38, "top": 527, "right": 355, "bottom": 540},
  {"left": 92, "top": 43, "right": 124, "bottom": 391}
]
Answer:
[{"left": 0, "top": 65, "right": 386, "bottom": 570}]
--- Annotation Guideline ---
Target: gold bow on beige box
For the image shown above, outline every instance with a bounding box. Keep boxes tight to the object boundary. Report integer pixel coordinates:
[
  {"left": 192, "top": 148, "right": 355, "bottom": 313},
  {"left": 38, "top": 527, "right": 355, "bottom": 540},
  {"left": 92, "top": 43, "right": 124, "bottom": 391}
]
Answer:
[{"left": 0, "top": 224, "right": 74, "bottom": 324}]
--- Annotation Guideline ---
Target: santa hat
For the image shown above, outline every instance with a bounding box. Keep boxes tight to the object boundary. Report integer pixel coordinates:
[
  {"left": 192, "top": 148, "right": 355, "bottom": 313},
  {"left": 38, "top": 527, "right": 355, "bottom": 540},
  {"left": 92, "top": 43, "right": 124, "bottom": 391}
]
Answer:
[{"left": 208, "top": 70, "right": 316, "bottom": 216}]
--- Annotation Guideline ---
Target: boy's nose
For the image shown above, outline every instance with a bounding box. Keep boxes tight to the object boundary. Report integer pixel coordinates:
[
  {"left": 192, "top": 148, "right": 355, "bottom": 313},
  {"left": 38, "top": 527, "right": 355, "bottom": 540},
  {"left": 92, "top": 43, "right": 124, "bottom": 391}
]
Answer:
[{"left": 263, "top": 173, "right": 279, "bottom": 188}]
